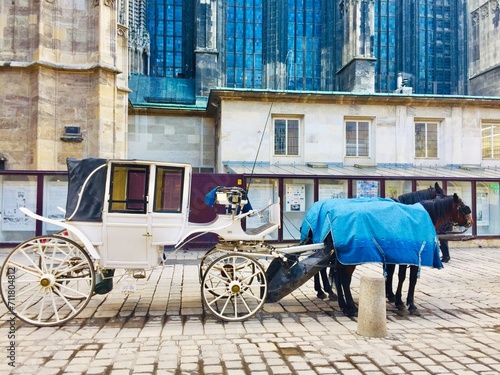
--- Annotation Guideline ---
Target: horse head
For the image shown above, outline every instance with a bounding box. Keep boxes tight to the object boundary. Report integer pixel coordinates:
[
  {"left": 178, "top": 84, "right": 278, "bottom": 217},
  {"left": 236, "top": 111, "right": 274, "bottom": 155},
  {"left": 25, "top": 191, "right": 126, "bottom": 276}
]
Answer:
[
  {"left": 451, "top": 193, "right": 473, "bottom": 229},
  {"left": 420, "top": 193, "right": 473, "bottom": 234}
]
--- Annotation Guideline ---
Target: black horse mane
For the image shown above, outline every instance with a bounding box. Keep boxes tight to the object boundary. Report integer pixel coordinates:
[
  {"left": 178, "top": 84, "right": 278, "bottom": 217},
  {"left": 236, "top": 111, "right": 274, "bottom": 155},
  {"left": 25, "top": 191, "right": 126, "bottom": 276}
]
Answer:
[
  {"left": 419, "top": 196, "right": 456, "bottom": 231},
  {"left": 397, "top": 187, "right": 437, "bottom": 204}
]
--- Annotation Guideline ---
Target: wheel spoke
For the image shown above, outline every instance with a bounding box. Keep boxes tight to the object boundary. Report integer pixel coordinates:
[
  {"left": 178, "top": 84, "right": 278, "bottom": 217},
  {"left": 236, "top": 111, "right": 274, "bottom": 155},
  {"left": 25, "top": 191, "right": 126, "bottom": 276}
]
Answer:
[
  {"left": 238, "top": 293, "right": 252, "bottom": 314},
  {"left": 4, "top": 261, "right": 42, "bottom": 278},
  {"left": 20, "top": 286, "right": 43, "bottom": 316},
  {"left": 55, "top": 281, "right": 92, "bottom": 299},
  {"left": 19, "top": 248, "right": 43, "bottom": 274},
  {"left": 53, "top": 288, "right": 78, "bottom": 313},
  {"left": 48, "top": 290, "right": 61, "bottom": 322}
]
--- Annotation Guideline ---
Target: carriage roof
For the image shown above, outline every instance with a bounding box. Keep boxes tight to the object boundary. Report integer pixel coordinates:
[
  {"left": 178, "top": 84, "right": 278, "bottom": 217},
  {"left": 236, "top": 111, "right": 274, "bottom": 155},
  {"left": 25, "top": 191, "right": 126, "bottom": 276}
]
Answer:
[{"left": 65, "top": 158, "right": 108, "bottom": 222}]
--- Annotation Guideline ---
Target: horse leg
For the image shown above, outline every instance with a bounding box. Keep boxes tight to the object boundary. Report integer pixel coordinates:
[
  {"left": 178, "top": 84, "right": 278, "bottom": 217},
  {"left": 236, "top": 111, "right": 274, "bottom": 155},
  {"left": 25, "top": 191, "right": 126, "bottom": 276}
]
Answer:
[
  {"left": 395, "top": 265, "right": 407, "bottom": 310},
  {"left": 314, "top": 272, "right": 326, "bottom": 299},
  {"left": 385, "top": 263, "right": 396, "bottom": 302},
  {"left": 407, "top": 266, "right": 421, "bottom": 316},
  {"left": 337, "top": 265, "right": 357, "bottom": 317},
  {"left": 332, "top": 265, "right": 347, "bottom": 313},
  {"left": 320, "top": 267, "right": 337, "bottom": 301}
]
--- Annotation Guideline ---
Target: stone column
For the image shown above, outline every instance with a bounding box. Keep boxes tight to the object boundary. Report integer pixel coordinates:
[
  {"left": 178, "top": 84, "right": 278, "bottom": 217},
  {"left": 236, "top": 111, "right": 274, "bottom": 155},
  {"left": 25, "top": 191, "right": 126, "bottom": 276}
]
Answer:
[{"left": 357, "top": 275, "right": 387, "bottom": 337}]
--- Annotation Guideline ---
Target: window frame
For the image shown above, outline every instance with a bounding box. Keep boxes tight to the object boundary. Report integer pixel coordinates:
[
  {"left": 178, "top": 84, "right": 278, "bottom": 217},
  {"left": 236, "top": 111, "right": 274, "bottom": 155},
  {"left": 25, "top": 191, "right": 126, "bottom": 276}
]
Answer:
[
  {"left": 153, "top": 166, "right": 185, "bottom": 213},
  {"left": 345, "top": 119, "right": 371, "bottom": 157},
  {"left": 482, "top": 122, "right": 500, "bottom": 159},
  {"left": 273, "top": 117, "right": 301, "bottom": 157},
  {"left": 415, "top": 121, "right": 439, "bottom": 158},
  {"left": 108, "top": 164, "right": 149, "bottom": 214}
]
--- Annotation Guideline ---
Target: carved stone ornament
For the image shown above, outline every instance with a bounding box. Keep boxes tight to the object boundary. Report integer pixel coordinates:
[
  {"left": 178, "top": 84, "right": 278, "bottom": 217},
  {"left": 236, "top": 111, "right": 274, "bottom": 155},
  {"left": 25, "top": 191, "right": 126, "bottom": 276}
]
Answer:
[
  {"left": 492, "top": 0, "right": 500, "bottom": 11},
  {"left": 94, "top": 0, "right": 116, "bottom": 6},
  {"left": 480, "top": 4, "right": 489, "bottom": 19},
  {"left": 117, "top": 24, "right": 128, "bottom": 38},
  {"left": 472, "top": 11, "right": 479, "bottom": 25}
]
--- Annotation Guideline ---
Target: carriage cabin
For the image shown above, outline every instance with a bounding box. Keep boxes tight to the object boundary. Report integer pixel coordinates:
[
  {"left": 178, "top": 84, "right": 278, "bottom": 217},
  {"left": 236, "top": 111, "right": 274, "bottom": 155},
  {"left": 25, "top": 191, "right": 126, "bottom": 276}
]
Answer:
[
  {"left": 64, "top": 158, "right": 193, "bottom": 269},
  {"left": 59, "top": 158, "right": 280, "bottom": 269}
]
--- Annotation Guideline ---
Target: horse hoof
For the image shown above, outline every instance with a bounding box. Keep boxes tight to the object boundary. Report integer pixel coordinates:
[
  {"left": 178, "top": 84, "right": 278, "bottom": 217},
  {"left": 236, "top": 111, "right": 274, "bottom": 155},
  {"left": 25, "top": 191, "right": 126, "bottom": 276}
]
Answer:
[
  {"left": 328, "top": 293, "right": 338, "bottom": 301},
  {"left": 409, "top": 306, "right": 421, "bottom": 316},
  {"left": 317, "top": 292, "right": 327, "bottom": 300},
  {"left": 396, "top": 303, "right": 406, "bottom": 311},
  {"left": 387, "top": 295, "right": 395, "bottom": 303},
  {"left": 342, "top": 307, "right": 358, "bottom": 317}
]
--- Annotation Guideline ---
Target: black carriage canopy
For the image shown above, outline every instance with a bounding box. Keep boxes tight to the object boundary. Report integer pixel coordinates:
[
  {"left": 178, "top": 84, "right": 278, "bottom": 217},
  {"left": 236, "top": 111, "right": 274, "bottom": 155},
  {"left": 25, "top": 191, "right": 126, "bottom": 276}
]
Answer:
[{"left": 65, "top": 158, "right": 108, "bottom": 222}]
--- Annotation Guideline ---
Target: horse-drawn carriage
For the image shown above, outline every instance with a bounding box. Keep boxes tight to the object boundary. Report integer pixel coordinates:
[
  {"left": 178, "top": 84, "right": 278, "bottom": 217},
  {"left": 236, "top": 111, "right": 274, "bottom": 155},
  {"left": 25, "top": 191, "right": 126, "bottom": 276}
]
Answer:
[
  {"left": 0, "top": 159, "right": 473, "bottom": 326},
  {"left": 0, "top": 158, "right": 330, "bottom": 326}
]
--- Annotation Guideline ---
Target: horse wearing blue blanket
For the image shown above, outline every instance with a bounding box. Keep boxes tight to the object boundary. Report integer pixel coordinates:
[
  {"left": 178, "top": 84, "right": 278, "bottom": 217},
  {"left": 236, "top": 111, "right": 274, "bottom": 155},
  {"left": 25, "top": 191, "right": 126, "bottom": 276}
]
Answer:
[{"left": 301, "top": 193, "right": 472, "bottom": 317}]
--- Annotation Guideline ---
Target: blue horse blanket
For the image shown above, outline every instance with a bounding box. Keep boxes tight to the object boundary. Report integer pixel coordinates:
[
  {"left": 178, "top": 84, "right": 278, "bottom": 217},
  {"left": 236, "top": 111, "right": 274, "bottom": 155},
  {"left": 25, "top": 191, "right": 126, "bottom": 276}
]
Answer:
[{"left": 300, "top": 198, "right": 442, "bottom": 269}]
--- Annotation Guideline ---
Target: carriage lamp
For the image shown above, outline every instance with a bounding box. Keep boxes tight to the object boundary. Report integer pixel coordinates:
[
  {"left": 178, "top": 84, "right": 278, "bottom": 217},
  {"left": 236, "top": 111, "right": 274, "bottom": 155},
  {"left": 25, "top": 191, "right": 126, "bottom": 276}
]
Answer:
[{"left": 0, "top": 156, "right": 6, "bottom": 170}]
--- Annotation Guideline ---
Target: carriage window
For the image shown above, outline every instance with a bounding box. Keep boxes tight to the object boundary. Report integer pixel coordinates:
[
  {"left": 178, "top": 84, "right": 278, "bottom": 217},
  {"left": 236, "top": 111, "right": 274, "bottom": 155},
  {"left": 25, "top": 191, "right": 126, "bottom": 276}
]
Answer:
[
  {"left": 481, "top": 123, "right": 500, "bottom": 159},
  {"left": 154, "top": 167, "right": 184, "bottom": 213},
  {"left": 345, "top": 120, "right": 370, "bottom": 157},
  {"left": 109, "top": 165, "right": 149, "bottom": 213},
  {"left": 415, "top": 122, "right": 438, "bottom": 158}
]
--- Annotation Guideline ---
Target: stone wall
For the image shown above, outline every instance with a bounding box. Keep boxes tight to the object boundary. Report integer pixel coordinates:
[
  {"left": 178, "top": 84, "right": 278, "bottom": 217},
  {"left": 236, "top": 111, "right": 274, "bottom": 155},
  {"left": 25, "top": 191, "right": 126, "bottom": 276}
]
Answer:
[
  {"left": 0, "top": 0, "right": 128, "bottom": 170},
  {"left": 127, "top": 112, "right": 215, "bottom": 170},
  {"left": 468, "top": 0, "right": 500, "bottom": 96}
]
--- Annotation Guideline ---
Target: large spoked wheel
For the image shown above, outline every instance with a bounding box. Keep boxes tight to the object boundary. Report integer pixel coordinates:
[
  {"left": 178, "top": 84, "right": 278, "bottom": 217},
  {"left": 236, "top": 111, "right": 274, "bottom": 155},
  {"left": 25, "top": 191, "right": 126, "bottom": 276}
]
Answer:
[
  {"left": 201, "top": 253, "right": 267, "bottom": 322},
  {"left": 0, "top": 235, "right": 95, "bottom": 326}
]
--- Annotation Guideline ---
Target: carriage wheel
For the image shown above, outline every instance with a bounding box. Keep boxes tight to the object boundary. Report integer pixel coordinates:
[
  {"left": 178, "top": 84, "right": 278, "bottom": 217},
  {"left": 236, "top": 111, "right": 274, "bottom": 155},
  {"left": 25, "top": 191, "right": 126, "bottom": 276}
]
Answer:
[
  {"left": 201, "top": 253, "right": 267, "bottom": 322},
  {"left": 0, "top": 235, "right": 95, "bottom": 326}
]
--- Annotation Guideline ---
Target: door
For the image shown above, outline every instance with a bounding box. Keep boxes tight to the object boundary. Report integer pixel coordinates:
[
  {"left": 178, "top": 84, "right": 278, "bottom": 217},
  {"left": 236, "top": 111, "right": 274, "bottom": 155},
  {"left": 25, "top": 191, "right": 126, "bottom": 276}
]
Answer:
[{"left": 101, "top": 164, "right": 153, "bottom": 268}]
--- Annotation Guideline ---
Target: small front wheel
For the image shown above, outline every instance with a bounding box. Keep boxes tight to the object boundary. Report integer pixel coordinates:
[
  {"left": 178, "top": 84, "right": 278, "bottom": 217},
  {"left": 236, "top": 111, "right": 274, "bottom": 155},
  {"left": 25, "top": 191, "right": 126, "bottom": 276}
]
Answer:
[
  {"left": 201, "top": 253, "right": 267, "bottom": 321},
  {"left": 0, "top": 235, "right": 95, "bottom": 326}
]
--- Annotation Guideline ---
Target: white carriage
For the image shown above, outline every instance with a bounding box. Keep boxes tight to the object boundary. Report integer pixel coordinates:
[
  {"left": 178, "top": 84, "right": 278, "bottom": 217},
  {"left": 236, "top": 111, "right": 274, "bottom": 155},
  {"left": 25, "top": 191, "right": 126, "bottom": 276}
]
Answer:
[{"left": 0, "top": 158, "right": 327, "bottom": 326}]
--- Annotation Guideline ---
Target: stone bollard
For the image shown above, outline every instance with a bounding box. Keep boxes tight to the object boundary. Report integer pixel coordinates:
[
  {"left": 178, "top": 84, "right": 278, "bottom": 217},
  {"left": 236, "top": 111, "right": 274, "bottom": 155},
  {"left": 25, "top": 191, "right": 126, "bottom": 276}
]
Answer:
[{"left": 357, "top": 275, "right": 387, "bottom": 337}]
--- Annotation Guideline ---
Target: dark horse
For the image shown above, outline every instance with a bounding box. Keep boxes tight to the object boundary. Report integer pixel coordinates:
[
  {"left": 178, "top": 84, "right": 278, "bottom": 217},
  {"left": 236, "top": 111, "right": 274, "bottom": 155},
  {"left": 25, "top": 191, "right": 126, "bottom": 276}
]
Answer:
[
  {"left": 328, "top": 193, "right": 472, "bottom": 317},
  {"left": 314, "top": 183, "right": 445, "bottom": 304},
  {"left": 386, "top": 183, "right": 446, "bottom": 314}
]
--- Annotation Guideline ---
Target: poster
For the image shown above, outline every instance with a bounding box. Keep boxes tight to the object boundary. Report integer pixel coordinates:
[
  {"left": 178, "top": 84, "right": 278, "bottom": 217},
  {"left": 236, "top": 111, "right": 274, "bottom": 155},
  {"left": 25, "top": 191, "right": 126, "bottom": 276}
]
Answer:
[
  {"left": 285, "top": 183, "right": 305, "bottom": 212},
  {"left": 476, "top": 187, "right": 489, "bottom": 226},
  {"left": 247, "top": 183, "right": 275, "bottom": 227},
  {"left": 319, "top": 184, "right": 346, "bottom": 200},
  {"left": 2, "top": 181, "right": 37, "bottom": 231},
  {"left": 46, "top": 181, "right": 68, "bottom": 231},
  {"left": 356, "top": 180, "right": 379, "bottom": 198}
]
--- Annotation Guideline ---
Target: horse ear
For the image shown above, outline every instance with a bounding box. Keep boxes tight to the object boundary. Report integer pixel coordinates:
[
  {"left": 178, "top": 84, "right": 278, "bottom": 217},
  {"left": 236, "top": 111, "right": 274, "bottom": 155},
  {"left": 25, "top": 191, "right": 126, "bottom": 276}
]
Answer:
[
  {"left": 453, "top": 193, "right": 459, "bottom": 201},
  {"left": 435, "top": 182, "right": 444, "bottom": 195}
]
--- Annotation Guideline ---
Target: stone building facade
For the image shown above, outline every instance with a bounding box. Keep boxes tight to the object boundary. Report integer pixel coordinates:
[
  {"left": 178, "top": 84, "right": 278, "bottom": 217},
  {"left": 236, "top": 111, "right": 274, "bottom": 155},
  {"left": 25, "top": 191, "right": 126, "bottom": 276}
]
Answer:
[
  {"left": 468, "top": 0, "right": 500, "bottom": 95},
  {"left": 0, "top": 0, "right": 129, "bottom": 170}
]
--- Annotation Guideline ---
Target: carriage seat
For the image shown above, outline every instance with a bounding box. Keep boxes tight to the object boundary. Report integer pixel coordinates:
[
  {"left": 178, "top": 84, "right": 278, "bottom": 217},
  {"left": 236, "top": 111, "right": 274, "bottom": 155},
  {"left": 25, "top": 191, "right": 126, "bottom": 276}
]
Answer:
[
  {"left": 240, "top": 199, "right": 281, "bottom": 240},
  {"left": 245, "top": 222, "right": 277, "bottom": 236}
]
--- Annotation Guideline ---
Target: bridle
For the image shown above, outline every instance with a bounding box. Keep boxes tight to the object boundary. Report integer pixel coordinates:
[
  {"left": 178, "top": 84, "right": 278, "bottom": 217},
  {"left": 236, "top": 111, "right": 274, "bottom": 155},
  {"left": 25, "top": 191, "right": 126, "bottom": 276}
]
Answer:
[{"left": 439, "top": 201, "right": 472, "bottom": 234}]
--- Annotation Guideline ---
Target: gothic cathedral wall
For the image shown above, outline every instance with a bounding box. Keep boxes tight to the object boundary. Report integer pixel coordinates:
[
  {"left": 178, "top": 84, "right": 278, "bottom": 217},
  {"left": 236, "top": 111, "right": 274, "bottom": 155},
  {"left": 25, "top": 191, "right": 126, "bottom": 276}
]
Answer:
[{"left": 0, "top": 0, "right": 128, "bottom": 170}]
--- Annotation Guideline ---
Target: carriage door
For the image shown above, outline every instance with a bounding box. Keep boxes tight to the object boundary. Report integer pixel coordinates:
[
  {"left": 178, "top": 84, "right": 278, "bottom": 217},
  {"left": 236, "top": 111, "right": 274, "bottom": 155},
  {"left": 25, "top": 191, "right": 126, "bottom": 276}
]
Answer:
[{"left": 102, "top": 164, "right": 152, "bottom": 269}]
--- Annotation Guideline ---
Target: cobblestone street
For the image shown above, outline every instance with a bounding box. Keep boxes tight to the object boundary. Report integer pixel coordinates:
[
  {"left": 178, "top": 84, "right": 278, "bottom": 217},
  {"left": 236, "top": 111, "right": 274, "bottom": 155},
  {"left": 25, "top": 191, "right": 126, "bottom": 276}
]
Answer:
[{"left": 0, "top": 246, "right": 499, "bottom": 375}]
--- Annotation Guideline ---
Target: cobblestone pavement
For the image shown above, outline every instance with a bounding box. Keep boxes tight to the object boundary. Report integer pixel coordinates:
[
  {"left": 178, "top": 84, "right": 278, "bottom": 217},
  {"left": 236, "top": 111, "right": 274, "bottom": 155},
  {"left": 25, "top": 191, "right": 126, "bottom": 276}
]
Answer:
[{"left": 0, "top": 246, "right": 499, "bottom": 375}]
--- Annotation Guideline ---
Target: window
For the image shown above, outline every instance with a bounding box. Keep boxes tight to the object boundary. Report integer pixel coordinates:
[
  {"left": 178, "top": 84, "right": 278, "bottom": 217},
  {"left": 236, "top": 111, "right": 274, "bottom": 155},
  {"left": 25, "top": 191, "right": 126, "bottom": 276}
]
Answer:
[
  {"left": 109, "top": 165, "right": 149, "bottom": 213},
  {"left": 274, "top": 118, "right": 299, "bottom": 156},
  {"left": 482, "top": 123, "right": 500, "bottom": 159},
  {"left": 154, "top": 167, "right": 184, "bottom": 212},
  {"left": 415, "top": 122, "right": 438, "bottom": 158},
  {"left": 345, "top": 120, "right": 370, "bottom": 157}
]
